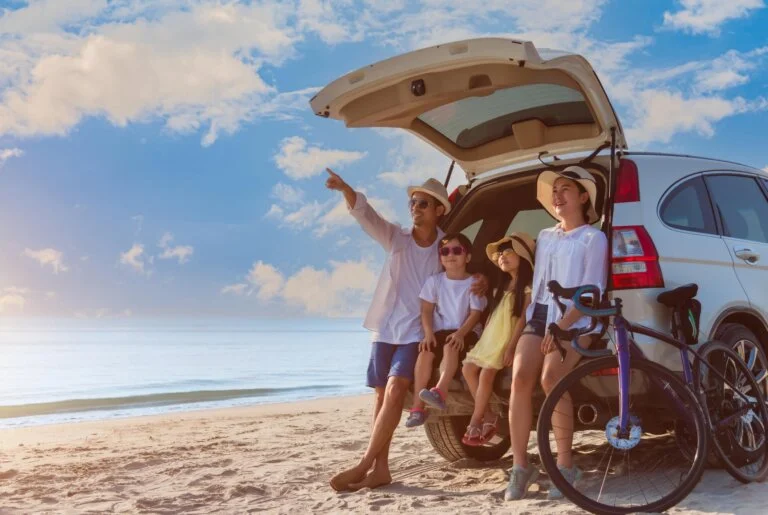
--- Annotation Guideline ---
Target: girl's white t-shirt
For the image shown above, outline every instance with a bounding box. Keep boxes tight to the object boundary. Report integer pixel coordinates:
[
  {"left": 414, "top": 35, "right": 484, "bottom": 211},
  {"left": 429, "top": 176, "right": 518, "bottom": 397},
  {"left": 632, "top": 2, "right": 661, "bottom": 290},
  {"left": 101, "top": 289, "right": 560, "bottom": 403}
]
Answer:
[{"left": 419, "top": 272, "right": 488, "bottom": 335}]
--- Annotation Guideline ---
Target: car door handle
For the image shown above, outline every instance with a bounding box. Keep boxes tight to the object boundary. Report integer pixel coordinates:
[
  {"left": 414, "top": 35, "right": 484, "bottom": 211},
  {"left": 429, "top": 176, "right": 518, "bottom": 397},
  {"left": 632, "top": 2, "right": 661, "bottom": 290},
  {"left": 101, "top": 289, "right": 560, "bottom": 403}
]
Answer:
[{"left": 734, "top": 246, "right": 760, "bottom": 263}]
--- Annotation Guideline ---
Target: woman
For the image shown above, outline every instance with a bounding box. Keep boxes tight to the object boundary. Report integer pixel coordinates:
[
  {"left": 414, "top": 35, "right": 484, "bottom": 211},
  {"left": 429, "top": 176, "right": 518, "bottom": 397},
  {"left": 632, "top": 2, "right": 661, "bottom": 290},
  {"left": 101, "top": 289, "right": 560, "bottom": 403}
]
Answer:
[{"left": 503, "top": 165, "right": 608, "bottom": 502}]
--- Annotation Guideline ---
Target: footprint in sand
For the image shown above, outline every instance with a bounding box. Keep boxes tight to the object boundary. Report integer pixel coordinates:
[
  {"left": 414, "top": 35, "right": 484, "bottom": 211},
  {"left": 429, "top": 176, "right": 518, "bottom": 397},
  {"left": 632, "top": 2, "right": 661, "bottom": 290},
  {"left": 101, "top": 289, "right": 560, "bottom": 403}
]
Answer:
[
  {"left": 123, "top": 458, "right": 164, "bottom": 470},
  {"left": 226, "top": 484, "right": 267, "bottom": 499},
  {"left": 0, "top": 469, "right": 18, "bottom": 480}
]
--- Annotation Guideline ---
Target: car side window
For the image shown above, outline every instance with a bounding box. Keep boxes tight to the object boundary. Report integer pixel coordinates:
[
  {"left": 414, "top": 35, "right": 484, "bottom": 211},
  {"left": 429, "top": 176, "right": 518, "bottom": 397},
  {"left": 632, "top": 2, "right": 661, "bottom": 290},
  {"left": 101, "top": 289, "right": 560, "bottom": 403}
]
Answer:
[
  {"left": 460, "top": 219, "right": 483, "bottom": 242},
  {"left": 659, "top": 176, "right": 717, "bottom": 235},
  {"left": 705, "top": 174, "right": 768, "bottom": 244}
]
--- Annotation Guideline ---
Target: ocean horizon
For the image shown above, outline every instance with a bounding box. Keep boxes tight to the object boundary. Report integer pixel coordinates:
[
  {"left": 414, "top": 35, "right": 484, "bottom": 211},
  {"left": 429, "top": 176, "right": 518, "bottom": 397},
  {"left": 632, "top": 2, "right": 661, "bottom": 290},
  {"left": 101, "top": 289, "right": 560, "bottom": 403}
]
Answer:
[{"left": 0, "top": 317, "right": 372, "bottom": 428}]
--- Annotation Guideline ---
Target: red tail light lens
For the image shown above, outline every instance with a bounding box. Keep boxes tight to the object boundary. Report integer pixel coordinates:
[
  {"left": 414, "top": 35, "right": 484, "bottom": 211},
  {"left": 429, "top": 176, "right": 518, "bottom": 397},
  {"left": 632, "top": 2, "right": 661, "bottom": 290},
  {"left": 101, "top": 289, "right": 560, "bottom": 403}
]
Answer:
[
  {"left": 611, "top": 225, "right": 664, "bottom": 290},
  {"left": 615, "top": 159, "right": 640, "bottom": 203}
]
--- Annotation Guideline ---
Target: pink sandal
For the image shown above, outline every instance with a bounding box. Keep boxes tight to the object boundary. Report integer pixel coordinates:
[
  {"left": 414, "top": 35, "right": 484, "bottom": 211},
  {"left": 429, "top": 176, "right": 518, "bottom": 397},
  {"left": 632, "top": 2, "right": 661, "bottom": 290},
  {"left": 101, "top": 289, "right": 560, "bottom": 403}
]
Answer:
[
  {"left": 481, "top": 414, "right": 500, "bottom": 441},
  {"left": 462, "top": 425, "right": 484, "bottom": 446}
]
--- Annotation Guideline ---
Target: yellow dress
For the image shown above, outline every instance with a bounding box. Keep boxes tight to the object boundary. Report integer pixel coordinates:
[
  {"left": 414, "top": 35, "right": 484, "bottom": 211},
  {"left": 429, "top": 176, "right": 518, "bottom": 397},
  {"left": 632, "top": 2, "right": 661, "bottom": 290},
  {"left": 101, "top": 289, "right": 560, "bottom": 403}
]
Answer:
[{"left": 463, "top": 290, "right": 521, "bottom": 370}]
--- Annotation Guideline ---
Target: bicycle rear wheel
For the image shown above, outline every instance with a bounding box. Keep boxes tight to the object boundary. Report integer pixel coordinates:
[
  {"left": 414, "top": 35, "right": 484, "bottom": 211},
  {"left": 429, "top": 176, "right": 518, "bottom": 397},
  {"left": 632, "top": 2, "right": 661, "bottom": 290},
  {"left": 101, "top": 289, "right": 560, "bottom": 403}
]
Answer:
[
  {"left": 536, "top": 356, "right": 707, "bottom": 515},
  {"left": 695, "top": 340, "right": 768, "bottom": 483}
]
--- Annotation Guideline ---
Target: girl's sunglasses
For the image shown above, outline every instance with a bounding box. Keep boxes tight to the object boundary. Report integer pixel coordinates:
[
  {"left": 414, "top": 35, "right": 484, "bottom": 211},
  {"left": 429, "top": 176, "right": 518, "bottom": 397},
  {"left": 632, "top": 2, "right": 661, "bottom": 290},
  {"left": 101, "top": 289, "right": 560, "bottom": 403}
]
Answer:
[{"left": 439, "top": 245, "right": 466, "bottom": 256}]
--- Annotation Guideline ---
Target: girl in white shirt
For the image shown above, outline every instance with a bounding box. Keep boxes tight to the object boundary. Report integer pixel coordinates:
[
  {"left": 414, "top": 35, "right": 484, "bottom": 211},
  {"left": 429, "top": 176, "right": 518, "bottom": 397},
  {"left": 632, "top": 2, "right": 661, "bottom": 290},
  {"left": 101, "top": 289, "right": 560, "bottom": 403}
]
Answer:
[
  {"left": 405, "top": 233, "right": 487, "bottom": 428},
  {"left": 504, "top": 166, "right": 608, "bottom": 502}
]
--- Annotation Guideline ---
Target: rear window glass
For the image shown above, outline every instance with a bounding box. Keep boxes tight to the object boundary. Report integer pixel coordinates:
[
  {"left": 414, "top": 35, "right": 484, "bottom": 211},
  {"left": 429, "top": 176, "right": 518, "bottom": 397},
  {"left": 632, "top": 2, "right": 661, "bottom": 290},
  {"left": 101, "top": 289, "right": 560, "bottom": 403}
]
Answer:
[
  {"left": 418, "top": 84, "right": 594, "bottom": 149},
  {"left": 659, "top": 177, "right": 717, "bottom": 235}
]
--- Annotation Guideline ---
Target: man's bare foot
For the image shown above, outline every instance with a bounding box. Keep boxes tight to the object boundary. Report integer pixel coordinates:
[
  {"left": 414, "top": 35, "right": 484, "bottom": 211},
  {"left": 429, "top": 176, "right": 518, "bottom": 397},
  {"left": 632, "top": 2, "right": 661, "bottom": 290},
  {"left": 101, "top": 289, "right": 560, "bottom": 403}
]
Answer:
[
  {"left": 348, "top": 469, "right": 392, "bottom": 491},
  {"left": 329, "top": 466, "right": 368, "bottom": 492}
]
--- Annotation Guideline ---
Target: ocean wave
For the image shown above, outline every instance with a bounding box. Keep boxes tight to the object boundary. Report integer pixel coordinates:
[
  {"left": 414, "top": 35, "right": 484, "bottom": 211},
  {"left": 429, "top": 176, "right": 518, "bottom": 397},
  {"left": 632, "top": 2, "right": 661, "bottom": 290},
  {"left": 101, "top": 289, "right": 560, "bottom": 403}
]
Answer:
[{"left": 0, "top": 384, "right": 342, "bottom": 419}]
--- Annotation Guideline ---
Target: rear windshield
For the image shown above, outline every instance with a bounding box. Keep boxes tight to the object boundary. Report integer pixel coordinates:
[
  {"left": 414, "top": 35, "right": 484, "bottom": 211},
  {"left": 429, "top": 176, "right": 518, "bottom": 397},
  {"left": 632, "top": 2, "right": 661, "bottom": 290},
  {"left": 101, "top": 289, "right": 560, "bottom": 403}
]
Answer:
[{"left": 418, "top": 84, "right": 594, "bottom": 149}]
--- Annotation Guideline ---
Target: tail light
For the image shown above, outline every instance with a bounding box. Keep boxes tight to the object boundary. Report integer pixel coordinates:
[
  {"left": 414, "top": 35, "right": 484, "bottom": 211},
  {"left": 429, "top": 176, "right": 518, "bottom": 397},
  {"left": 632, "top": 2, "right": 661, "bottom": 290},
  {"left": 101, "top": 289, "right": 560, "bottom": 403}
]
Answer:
[
  {"left": 615, "top": 159, "right": 640, "bottom": 203},
  {"left": 611, "top": 225, "right": 664, "bottom": 290}
]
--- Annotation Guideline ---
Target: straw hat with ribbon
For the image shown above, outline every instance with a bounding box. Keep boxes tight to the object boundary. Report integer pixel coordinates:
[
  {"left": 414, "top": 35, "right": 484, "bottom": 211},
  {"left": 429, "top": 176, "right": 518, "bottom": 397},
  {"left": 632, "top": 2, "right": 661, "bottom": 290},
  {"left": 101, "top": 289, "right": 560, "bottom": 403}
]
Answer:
[
  {"left": 486, "top": 232, "right": 536, "bottom": 268},
  {"left": 536, "top": 165, "right": 599, "bottom": 224}
]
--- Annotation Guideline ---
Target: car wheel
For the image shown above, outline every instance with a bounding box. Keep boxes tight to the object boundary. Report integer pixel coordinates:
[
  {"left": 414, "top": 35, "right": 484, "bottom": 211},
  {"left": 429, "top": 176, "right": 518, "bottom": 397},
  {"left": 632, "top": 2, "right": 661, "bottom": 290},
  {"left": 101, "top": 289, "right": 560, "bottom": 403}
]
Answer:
[
  {"left": 424, "top": 415, "right": 510, "bottom": 462},
  {"left": 714, "top": 323, "right": 768, "bottom": 399}
]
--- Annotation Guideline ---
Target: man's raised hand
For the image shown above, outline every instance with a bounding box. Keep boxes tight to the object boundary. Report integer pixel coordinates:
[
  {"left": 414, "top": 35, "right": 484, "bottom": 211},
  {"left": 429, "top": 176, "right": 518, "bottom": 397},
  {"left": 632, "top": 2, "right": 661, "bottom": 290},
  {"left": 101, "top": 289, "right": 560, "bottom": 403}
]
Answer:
[{"left": 325, "top": 168, "right": 346, "bottom": 191}]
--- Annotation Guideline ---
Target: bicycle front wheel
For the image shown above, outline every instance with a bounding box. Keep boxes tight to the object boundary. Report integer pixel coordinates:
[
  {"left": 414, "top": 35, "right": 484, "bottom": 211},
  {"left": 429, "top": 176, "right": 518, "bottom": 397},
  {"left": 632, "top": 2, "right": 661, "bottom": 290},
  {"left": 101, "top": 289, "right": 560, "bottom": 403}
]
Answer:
[
  {"left": 536, "top": 356, "right": 707, "bottom": 515},
  {"left": 695, "top": 340, "right": 768, "bottom": 483}
]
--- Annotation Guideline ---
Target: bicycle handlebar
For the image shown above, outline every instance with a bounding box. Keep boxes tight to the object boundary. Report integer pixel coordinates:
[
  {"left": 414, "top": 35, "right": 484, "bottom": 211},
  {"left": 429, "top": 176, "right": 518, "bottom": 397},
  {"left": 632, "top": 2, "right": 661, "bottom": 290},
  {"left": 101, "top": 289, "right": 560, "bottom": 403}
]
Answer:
[{"left": 546, "top": 280, "right": 616, "bottom": 362}]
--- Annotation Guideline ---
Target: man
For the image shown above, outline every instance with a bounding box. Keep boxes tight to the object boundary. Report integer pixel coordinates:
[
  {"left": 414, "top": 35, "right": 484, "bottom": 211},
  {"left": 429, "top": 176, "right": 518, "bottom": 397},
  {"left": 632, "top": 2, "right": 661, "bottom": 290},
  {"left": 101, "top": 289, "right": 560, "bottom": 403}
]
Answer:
[{"left": 325, "top": 168, "right": 486, "bottom": 491}]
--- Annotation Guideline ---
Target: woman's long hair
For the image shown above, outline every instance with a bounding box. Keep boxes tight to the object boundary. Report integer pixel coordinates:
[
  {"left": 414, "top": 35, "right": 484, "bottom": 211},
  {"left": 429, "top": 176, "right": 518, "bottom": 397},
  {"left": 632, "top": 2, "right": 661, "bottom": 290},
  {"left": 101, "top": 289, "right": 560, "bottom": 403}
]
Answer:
[{"left": 488, "top": 257, "right": 533, "bottom": 318}]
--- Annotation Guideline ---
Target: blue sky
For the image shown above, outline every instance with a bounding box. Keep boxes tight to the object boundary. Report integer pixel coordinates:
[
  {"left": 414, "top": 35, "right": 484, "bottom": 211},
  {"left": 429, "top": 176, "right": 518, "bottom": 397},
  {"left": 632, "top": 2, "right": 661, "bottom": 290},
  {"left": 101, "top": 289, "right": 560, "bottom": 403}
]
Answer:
[{"left": 0, "top": 0, "right": 766, "bottom": 319}]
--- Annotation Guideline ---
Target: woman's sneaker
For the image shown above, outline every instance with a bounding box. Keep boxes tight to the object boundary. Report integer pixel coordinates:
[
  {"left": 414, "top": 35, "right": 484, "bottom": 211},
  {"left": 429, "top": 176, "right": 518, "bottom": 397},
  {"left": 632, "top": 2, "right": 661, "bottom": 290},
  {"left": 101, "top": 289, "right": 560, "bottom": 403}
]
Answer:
[
  {"left": 548, "top": 465, "right": 582, "bottom": 500},
  {"left": 504, "top": 464, "right": 539, "bottom": 501}
]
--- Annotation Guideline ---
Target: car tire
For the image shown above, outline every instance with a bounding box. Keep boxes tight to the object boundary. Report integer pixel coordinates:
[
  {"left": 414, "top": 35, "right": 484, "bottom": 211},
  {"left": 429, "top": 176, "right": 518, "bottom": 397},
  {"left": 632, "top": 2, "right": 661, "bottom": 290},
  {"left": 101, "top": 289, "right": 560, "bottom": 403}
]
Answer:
[
  {"left": 423, "top": 415, "right": 510, "bottom": 462},
  {"left": 705, "top": 323, "right": 768, "bottom": 468},
  {"left": 713, "top": 323, "right": 768, "bottom": 397}
]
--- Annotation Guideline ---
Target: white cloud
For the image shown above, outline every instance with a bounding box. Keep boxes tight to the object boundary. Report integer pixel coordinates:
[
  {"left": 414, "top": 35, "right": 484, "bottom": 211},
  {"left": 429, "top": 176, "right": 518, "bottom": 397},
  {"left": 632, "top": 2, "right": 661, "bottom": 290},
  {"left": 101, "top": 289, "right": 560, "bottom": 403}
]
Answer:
[
  {"left": 3, "top": 286, "right": 30, "bottom": 295},
  {"left": 0, "top": 147, "right": 23, "bottom": 166},
  {"left": 119, "top": 243, "right": 147, "bottom": 274},
  {"left": 247, "top": 261, "right": 285, "bottom": 301},
  {"left": 23, "top": 247, "right": 68, "bottom": 274},
  {"left": 273, "top": 136, "right": 367, "bottom": 180},
  {"left": 0, "top": 293, "right": 26, "bottom": 313},
  {"left": 377, "top": 131, "right": 456, "bottom": 189},
  {"left": 662, "top": 0, "right": 765, "bottom": 36},
  {"left": 265, "top": 204, "right": 285, "bottom": 219},
  {"left": 0, "top": 0, "right": 107, "bottom": 34},
  {"left": 221, "top": 283, "right": 248, "bottom": 295},
  {"left": 282, "top": 260, "right": 378, "bottom": 316},
  {"left": 157, "top": 232, "right": 194, "bottom": 264},
  {"left": 763, "top": 166, "right": 768, "bottom": 172},
  {"left": 625, "top": 90, "right": 747, "bottom": 146},
  {"left": 0, "top": 1, "right": 300, "bottom": 145},
  {"left": 0, "top": 286, "right": 36, "bottom": 313},
  {"left": 159, "top": 245, "right": 194, "bottom": 264},
  {"left": 271, "top": 183, "right": 305, "bottom": 205},
  {"left": 225, "top": 258, "right": 379, "bottom": 316}
]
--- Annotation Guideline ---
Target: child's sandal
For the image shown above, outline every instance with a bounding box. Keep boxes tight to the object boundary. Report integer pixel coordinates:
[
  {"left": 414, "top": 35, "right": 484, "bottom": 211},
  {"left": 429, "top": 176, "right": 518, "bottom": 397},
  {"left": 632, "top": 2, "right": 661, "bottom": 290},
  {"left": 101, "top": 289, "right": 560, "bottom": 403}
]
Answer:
[
  {"left": 461, "top": 425, "right": 483, "bottom": 447},
  {"left": 405, "top": 409, "right": 428, "bottom": 428}
]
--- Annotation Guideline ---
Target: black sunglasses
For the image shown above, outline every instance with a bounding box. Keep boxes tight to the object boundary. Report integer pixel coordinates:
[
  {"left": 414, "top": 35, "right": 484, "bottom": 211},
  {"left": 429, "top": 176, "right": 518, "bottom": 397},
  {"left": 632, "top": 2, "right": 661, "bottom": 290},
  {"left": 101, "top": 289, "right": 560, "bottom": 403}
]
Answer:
[{"left": 409, "top": 198, "right": 433, "bottom": 210}]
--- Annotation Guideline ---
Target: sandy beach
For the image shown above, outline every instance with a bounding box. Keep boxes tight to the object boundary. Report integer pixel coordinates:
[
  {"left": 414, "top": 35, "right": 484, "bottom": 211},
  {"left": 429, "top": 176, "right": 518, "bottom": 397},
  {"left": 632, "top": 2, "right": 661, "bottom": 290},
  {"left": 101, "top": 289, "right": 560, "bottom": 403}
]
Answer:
[{"left": 1, "top": 394, "right": 766, "bottom": 514}]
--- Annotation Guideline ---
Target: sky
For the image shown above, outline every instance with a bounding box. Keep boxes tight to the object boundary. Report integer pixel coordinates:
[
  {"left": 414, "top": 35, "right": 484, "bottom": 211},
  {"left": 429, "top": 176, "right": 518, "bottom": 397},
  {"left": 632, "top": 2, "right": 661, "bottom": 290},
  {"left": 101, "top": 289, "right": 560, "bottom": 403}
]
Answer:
[{"left": 0, "top": 0, "right": 766, "bottom": 319}]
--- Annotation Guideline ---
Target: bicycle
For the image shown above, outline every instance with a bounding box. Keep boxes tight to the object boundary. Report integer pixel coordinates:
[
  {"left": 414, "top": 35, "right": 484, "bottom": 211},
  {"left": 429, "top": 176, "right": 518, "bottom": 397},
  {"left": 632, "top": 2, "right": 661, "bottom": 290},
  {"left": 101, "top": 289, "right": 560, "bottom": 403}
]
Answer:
[{"left": 535, "top": 280, "right": 768, "bottom": 515}]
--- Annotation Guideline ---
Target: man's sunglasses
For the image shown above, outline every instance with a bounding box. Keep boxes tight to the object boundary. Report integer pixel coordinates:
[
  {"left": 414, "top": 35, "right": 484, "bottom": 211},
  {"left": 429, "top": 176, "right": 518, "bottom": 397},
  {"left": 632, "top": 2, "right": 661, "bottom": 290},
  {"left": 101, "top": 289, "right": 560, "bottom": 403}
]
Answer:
[
  {"left": 409, "top": 198, "right": 433, "bottom": 210},
  {"left": 439, "top": 245, "right": 466, "bottom": 256}
]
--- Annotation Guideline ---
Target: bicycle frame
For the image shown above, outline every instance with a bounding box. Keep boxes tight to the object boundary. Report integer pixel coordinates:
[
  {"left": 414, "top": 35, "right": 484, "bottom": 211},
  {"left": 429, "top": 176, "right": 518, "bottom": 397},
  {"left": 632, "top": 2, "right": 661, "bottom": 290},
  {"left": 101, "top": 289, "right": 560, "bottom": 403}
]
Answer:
[
  {"left": 615, "top": 310, "right": 754, "bottom": 436},
  {"left": 547, "top": 281, "right": 758, "bottom": 438},
  {"left": 613, "top": 311, "right": 695, "bottom": 437}
]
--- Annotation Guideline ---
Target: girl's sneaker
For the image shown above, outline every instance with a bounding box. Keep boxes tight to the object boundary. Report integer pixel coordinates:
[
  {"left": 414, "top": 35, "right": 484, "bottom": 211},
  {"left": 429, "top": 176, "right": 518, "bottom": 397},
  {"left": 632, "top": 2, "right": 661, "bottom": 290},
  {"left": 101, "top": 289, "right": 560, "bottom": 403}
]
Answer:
[
  {"left": 419, "top": 387, "right": 447, "bottom": 410},
  {"left": 504, "top": 464, "right": 540, "bottom": 501},
  {"left": 405, "top": 409, "right": 428, "bottom": 428}
]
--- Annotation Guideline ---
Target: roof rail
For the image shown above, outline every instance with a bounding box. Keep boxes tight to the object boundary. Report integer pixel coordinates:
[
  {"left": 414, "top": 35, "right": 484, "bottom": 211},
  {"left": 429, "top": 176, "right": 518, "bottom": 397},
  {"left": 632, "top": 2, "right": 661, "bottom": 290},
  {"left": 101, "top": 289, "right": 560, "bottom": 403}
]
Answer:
[{"left": 624, "top": 151, "right": 760, "bottom": 171}]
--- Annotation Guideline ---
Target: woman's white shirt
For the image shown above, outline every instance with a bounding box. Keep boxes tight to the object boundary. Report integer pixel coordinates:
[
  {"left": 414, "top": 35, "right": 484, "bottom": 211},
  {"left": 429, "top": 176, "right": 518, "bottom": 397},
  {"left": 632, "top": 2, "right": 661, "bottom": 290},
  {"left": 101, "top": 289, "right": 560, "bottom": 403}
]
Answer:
[{"left": 527, "top": 224, "right": 609, "bottom": 332}]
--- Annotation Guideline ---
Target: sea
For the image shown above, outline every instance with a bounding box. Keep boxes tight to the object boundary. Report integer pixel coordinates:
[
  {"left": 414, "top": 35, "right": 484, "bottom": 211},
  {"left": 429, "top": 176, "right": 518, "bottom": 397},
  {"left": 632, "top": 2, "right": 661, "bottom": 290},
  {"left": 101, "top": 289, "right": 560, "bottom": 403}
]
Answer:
[{"left": 0, "top": 317, "right": 372, "bottom": 429}]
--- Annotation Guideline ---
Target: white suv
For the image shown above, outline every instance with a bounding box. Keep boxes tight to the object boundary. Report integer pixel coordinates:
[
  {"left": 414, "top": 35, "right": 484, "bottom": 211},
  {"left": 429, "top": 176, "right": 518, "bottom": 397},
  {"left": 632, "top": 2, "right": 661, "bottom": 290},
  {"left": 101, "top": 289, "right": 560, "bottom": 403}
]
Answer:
[{"left": 312, "top": 38, "right": 768, "bottom": 462}]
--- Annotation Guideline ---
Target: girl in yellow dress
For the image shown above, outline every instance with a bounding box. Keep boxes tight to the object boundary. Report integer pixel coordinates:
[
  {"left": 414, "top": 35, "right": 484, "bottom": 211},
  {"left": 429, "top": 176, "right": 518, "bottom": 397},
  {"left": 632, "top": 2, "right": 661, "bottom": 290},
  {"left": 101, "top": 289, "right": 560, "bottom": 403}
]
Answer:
[{"left": 460, "top": 232, "right": 535, "bottom": 446}]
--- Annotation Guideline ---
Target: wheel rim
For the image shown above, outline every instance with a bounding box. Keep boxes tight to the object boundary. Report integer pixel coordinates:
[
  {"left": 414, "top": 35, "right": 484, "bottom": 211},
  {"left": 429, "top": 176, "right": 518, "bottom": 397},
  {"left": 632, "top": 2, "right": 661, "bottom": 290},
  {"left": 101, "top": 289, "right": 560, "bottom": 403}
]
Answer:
[{"left": 732, "top": 338, "right": 768, "bottom": 399}]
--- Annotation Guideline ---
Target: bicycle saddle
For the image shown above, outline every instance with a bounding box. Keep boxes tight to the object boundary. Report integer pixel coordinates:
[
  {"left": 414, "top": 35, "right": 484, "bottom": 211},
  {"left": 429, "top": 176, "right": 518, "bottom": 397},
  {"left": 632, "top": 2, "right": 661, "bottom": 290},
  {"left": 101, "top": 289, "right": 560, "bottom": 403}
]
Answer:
[{"left": 656, "top": 283, "right": 698, "bottom": 308}]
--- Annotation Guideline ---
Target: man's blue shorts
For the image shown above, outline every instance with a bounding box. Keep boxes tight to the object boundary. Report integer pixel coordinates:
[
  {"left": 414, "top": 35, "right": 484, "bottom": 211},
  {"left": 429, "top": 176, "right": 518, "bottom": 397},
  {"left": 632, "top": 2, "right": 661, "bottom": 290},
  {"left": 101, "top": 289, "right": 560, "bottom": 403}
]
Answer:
[{"left": 366, "top": 341, "right": 419, "bottom": 388}]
